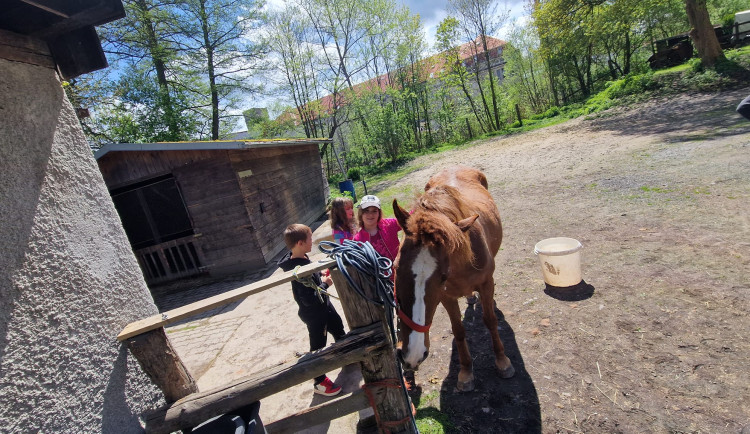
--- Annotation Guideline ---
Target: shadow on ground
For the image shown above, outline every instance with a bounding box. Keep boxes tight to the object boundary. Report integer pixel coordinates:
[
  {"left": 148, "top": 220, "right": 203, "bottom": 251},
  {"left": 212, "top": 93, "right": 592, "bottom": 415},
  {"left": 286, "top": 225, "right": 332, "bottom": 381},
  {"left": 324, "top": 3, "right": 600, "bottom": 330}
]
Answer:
[
  {"left": 543, "top": 280, "right": 595, "bottom": 302},
  {"left": 410, "top": 301, "right": 540, "bottom": 433}
]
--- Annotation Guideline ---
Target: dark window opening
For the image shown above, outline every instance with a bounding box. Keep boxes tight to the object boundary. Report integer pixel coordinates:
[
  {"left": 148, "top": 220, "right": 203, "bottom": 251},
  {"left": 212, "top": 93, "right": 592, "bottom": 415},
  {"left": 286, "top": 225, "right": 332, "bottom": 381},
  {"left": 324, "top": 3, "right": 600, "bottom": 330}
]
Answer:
[{"left": 111, "top": 175, "right": 194, "bottom": 250}]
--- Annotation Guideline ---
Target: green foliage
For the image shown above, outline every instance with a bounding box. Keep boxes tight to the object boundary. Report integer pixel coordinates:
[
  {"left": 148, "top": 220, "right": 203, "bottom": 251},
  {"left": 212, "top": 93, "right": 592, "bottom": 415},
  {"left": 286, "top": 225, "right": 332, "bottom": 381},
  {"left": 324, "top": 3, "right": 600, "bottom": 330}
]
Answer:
[
  {"left": 603, "top": 74, "right": 657, "bottom": 99},
  {"left": 347, "top": 167, "right": 361, "bottom": 181},
  {"left": 328, "top": 189, "right": 354, "bottom": 203}
]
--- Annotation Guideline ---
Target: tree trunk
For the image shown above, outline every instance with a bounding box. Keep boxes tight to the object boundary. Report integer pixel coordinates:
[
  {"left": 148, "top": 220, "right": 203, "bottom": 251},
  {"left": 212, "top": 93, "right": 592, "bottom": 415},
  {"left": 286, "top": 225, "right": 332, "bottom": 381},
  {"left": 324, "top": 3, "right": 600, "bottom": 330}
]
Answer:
[
  {"left": 136, "top": 0, "right": 179, "bottom": 139},
  {"left": 685, "top": 0, "right": 724, "bottom": 67}
]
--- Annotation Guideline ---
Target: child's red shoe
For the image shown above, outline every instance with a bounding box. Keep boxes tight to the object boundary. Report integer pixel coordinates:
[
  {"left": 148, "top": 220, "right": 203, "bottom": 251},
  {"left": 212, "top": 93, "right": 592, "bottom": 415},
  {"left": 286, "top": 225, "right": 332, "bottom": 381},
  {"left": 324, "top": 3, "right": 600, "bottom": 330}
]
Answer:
[{"left": 313, "top": 376, "right": 342, "bottom": 396}]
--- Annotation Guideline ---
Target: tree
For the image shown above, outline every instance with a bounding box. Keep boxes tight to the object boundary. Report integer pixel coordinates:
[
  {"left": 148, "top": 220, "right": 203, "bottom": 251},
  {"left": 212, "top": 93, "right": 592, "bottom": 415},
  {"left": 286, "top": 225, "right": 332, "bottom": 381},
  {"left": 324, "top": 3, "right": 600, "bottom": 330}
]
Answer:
[
  {"left": 89, "top": 0, "right": 212, "bottom": 143},
  {"left": 436, "top": 16, "right": 489, "bottom": 133},
  {"left": 174, "top": 0, "right": 267, "bottom": 139},
  {"left": 449, "top": 0, "right": 510, "bottom": 131},
  {"left": 267, "top": 6, "right": 324, "bottom": 138},
  {"left": 502, "top": 22, "right": 552, "bottom": 114},
  {"left": 685, "top": 0, "right": 724, "bottom": 67},
  {"left": 297, "top": 0, "right": 377, "bottom": 139}
]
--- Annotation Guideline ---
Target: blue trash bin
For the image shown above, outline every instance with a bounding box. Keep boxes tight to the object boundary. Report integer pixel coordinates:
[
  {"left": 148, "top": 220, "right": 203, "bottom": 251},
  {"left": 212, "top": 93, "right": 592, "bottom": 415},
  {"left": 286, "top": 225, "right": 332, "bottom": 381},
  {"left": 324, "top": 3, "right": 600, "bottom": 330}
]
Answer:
[{"left": 338, "top": 179, "right": 356, "bottom": 201}]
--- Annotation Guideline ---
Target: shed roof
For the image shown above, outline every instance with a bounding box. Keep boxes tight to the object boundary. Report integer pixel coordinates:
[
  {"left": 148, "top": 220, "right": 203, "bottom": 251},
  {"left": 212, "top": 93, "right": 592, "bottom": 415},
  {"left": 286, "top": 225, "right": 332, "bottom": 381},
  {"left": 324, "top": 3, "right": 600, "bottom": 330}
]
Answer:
[{"left": 94, "top": 138, "right": 332, "bottom": 159}]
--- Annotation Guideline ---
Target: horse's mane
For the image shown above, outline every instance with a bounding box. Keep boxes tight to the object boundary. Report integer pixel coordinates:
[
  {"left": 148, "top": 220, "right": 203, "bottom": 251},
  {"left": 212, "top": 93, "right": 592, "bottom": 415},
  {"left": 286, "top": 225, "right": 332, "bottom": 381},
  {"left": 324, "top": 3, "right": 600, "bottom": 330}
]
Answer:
[{"left": 406, "top": 185, "right": 475, "bottom": 265}]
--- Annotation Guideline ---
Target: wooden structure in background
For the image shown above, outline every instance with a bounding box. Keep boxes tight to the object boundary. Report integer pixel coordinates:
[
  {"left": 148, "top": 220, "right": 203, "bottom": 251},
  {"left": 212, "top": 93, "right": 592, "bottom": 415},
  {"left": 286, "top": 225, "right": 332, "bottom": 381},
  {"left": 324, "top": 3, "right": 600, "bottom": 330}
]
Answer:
[
  {"left": 118, "top": 258, "right": 416, "bottom": 434},
  {"left": 0, "top": 0, "right": 124, "bottom": 79},
  {"left": 95, "top": 139, "right": 331, "bottom": 284}
]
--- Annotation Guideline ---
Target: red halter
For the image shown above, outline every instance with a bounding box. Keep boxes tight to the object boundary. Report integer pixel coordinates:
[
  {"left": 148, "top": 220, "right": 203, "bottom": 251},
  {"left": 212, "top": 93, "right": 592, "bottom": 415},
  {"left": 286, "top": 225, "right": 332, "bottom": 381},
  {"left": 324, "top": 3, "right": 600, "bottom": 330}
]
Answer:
[
  {"left": 394, "top": 285, "right": 431, "bottom": 333},
  {"left": 397, "top": 308, "right": 431, "bottom": 333}
]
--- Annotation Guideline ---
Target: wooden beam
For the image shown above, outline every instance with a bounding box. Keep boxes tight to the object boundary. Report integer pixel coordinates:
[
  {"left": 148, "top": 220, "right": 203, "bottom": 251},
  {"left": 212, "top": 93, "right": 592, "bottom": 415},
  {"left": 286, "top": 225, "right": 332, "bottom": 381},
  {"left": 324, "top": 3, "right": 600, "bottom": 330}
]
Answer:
[
  {"left": 330, "top": 266, "right": 416, "bottom": 433},
  {"left": 117, "top": 258, "right": 336, "bottom": 341},
  {"left": 20, "top": 0, "right": 69, "bottom": 18},
  {"left": 126, "top": 328, "right": 198, "bottom": 403},
  {"left": 264, "top": 388, "right": 381, "bottom": 434},
  {"left": 30, "top": 0, "right": 125, "bottom": 39},
  {"left": 0, "top": 29, "right": 54, "bottom": 69},
  {"left": 143, "top": 323, "right": 387, "bottom": 434}
]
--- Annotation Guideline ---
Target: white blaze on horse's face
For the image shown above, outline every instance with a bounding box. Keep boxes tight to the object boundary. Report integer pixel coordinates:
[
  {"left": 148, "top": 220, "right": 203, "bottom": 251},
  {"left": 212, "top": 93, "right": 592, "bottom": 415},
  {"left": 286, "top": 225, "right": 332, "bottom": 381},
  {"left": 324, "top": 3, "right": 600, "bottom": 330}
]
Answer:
[{"left": 402, "top": 247, "right": 436, "bottom": 369}]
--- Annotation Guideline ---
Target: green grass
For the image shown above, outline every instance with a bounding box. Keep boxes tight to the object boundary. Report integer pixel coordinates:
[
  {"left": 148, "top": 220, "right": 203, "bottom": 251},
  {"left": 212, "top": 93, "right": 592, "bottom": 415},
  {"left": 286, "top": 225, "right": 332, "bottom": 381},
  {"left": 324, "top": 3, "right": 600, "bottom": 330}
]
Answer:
[
  {"left": 414, "top": 391, "right": 454, "bottom": 433},
  {"left": 640, "top": 186, "right": 674, "bottom": 194}
]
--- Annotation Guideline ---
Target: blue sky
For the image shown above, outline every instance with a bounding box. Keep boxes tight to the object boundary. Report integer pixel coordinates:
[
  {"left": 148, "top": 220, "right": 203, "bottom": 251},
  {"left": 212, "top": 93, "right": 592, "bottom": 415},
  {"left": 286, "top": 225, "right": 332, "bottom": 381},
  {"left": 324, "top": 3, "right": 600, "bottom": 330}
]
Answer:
[{"left": 395, "top": 0, "right": 529, "bottom": 52}]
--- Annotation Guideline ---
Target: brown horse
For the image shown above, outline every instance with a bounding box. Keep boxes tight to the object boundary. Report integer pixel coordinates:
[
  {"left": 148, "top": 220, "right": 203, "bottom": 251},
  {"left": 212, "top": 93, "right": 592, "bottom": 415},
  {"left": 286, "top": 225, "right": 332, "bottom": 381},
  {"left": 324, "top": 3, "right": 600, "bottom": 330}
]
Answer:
[{"left": 392, "top": 165, "right": 514, "bottom": 391}]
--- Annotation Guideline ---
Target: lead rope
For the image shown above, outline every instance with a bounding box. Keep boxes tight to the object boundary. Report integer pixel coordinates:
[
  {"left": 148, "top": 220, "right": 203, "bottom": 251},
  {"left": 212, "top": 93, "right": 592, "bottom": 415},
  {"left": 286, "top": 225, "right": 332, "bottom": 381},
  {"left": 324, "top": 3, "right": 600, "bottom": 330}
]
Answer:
[{"left": 318, "top": 239, "right": 419, "bottom": 433}]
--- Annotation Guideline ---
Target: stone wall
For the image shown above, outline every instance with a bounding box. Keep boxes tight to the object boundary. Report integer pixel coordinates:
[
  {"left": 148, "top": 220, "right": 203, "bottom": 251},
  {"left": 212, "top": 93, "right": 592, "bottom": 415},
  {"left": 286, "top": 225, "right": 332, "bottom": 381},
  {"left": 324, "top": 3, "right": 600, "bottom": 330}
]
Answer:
[{"left": 0, "top": 59, "right": 164, "bottom": 432}]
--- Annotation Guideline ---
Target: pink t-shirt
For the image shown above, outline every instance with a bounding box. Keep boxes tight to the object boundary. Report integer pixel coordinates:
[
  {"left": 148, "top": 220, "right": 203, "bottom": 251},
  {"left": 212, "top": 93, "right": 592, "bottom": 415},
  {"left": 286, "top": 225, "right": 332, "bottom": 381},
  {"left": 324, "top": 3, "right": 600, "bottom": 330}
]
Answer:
[{"left": 352, "top": 218, "right": 401, "bottom": 261}]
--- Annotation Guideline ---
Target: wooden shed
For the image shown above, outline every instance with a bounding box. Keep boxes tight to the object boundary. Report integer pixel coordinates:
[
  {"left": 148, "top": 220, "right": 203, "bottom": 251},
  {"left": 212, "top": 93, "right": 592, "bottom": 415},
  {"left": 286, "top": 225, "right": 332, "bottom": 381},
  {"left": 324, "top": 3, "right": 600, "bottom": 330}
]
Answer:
[{"left": 95, "top": 139, "right": 332, "bottom": 285}]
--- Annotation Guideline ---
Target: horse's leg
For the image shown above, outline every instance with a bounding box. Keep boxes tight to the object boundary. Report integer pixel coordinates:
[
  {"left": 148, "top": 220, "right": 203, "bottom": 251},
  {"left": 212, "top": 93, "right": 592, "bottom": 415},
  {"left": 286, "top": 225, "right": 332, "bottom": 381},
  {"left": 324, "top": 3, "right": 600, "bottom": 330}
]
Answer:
[
  {"left": 479, "top": 280, "right": 515, "bottom": 378},
  {"left": 442, "top": 296, "right": 475, "bottom": 391}
]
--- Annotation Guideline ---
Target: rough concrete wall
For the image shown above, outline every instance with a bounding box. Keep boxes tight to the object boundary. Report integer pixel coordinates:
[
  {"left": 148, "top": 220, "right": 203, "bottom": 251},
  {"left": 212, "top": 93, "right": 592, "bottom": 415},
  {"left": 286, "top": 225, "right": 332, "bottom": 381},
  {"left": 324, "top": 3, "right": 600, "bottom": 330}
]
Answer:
[{"left": 0, "top": 60, "right": 164, "bottom": 431}]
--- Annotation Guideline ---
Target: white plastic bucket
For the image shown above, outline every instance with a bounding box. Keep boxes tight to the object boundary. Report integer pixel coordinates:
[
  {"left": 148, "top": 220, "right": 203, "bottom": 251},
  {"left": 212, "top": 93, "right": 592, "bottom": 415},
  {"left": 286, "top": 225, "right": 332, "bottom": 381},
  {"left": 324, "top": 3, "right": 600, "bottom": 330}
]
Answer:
[{"left": 534, "top": 237, "right": 583, "bottom": 287}]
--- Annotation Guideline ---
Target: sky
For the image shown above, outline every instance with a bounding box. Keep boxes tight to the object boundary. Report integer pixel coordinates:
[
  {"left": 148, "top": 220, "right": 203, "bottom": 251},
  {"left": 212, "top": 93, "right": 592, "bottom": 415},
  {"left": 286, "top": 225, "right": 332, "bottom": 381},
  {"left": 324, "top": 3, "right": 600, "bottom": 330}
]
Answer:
[{"left": 400, "top": 0, "right": 530, "bottom": 51}]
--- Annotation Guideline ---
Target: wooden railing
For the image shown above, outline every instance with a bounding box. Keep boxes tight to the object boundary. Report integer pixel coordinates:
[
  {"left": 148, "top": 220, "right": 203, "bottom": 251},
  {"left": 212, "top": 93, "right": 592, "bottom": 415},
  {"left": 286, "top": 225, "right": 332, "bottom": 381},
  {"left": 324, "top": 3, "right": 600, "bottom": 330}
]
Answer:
[{"left": 118, "top": 258, "right": 415, "bottom": 434}]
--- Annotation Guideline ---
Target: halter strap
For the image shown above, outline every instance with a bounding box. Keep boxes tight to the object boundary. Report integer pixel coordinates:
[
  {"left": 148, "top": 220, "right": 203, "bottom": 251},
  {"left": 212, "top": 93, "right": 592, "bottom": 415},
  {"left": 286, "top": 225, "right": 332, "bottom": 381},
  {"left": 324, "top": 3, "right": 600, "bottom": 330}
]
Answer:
[
  {"left": 393, "top": 280, "right": 431, "bottom": 333},
  {"left": 396, "top": 307, "right": 431, "bottom": 333}
]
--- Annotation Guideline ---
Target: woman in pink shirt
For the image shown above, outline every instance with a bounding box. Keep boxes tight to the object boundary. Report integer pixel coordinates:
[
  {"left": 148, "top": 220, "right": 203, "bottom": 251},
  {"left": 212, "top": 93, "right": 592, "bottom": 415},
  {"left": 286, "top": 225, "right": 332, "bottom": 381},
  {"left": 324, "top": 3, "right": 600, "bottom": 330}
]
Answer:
[{"left": 352, "top": 195, "right": 401, "bottom": 262}]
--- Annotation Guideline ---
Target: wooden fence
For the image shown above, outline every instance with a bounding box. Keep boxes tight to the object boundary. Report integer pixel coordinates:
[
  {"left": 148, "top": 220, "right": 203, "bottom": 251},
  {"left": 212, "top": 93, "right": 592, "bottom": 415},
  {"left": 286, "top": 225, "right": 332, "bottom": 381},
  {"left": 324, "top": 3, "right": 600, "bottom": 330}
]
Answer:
[{"left": 118, "top": 258, "right": 416, "bottom": 434}]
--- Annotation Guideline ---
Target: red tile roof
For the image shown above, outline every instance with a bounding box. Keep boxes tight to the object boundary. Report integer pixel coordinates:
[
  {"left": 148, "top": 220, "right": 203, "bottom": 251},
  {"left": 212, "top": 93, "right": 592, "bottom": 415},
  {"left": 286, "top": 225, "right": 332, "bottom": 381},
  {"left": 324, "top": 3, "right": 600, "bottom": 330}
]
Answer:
[{"left": 286, "top": 35, "right": 506, "bottom": 120}]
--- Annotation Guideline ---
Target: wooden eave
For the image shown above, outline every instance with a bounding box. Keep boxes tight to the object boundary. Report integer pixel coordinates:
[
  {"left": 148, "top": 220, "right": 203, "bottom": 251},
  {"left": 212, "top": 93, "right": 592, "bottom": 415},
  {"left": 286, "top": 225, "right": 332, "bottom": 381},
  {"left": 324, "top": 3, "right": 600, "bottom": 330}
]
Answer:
[
  {"left": 94, "top": 138, "right": 334, "bottom": 160},
  {"left": 0, "top": 0, "right": 125, "bottom": 79}
]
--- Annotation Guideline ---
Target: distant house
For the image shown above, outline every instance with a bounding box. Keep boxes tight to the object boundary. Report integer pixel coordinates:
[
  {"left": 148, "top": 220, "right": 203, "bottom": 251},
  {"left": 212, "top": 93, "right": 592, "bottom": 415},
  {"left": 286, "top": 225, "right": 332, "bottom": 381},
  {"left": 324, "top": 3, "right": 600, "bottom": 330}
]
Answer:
[
  {"left": 277, "top": 35, "right": 507, "bottom": 131},
  {"left": 95, "top": 138, "right": 331, "bottom": 285}
]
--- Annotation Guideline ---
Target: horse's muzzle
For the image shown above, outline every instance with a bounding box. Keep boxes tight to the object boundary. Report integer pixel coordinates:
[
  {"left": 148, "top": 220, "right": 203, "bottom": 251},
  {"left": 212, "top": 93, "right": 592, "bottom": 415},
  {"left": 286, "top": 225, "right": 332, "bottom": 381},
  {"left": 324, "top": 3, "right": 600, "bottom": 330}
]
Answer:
[{"left": 397, "top": 348, "right": 429, "bottom": 371}]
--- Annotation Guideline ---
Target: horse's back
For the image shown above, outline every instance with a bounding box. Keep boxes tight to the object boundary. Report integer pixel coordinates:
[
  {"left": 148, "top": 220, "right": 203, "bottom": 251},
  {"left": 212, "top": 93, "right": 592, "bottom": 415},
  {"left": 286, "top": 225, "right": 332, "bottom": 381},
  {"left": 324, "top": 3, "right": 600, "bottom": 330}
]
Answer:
[
  {"left": 425, "top": 165, "right": 489, "bottom": 192},
  {"left": 426, "top": 165, "right": 501, "bottom": 255}
]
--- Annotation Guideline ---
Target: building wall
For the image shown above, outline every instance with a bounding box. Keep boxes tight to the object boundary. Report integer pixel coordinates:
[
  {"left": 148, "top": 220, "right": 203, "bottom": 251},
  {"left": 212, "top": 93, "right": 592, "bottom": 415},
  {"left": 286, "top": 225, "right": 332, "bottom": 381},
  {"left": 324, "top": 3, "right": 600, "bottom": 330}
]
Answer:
[
  {"left": 230, "top": 145, "right": 328, "bottom": 263},
  {"left": 0, "top": 59, "right": 163, "bottom": 432},
  {"left": 97, "top": 150, "right": 264, "bottom": 278},
  {"left": 98, "top": 145, "right": 327, "bottom": 279}
]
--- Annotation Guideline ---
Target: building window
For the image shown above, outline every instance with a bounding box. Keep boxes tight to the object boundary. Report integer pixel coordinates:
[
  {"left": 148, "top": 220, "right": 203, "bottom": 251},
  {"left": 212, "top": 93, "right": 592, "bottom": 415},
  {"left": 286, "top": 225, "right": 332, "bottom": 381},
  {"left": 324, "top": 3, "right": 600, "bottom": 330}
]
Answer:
[{"left": 110, "top": 174, "right": 194, "bottom": 249}]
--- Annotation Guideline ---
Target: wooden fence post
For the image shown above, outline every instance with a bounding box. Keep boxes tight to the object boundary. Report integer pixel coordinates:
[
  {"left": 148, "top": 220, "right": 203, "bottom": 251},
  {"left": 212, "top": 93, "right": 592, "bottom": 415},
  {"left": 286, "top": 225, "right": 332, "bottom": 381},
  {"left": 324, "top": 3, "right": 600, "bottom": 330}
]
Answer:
[
  {"left": 126, "top": 327, "right": 198, "bottom": 403},
  {"left": 330, "top": 266, "right": 416, "bottom": 433}
]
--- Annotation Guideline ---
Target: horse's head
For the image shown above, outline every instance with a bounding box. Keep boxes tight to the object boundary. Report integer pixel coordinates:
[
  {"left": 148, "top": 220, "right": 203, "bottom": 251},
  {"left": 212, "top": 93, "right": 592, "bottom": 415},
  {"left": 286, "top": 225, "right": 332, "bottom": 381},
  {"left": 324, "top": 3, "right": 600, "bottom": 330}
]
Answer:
[{"left": 392, "top": 196, "right": 478, "bottom": 370}]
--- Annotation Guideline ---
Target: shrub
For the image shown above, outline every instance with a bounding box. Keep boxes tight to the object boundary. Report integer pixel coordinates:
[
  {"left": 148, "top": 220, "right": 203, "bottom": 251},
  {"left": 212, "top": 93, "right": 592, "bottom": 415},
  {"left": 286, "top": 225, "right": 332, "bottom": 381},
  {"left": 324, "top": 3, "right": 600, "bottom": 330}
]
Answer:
[
  {"left": 543, "top": 106, "right": 561, "bottom": 118},
  {"left": 347, "top": 167, "right": 361, "bottom": 181}
]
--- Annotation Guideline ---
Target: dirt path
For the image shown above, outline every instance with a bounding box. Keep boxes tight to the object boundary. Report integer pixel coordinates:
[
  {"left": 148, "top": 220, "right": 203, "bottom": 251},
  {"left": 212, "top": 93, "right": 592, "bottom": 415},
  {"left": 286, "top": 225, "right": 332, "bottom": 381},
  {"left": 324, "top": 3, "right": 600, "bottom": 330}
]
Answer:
[
  {"left": 164, "top": 87, "right": 750, "bottom": 433},
  {"left": 380, "top": 88, "right": 750, "bottom": 433}
]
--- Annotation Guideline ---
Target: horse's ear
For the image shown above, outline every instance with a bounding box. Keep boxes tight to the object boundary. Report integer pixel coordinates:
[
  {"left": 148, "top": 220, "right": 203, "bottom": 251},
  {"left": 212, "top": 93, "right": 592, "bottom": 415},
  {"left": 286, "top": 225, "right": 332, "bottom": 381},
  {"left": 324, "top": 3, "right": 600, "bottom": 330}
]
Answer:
[
  {"left": 393, "top": 199, "right": 412, "bottom": 235},
  {"left": 455, "top": 215, "right": 479, "bottom": 232}
]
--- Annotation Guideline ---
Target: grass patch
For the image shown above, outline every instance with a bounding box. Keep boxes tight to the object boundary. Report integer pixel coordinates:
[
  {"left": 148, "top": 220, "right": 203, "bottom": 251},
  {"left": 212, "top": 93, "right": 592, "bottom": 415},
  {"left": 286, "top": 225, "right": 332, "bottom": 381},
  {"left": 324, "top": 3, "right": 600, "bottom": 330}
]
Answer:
[
  {"left": 414, "top": 391, "right": 454, "bottom": 434},
  {"left": 640, "top": 186, "right": 674, "bottom": 193},
  {"left": 415, "top": 407, "right": 455, "bottom": 434}
]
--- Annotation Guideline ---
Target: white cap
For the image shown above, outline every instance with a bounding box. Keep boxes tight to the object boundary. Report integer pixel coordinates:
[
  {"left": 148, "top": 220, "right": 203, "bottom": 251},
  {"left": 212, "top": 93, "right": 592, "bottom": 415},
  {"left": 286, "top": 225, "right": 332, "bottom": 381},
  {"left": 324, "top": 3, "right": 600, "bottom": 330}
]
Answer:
[{"left": 359, "top": 195, "right": 381, "bottom": 209}]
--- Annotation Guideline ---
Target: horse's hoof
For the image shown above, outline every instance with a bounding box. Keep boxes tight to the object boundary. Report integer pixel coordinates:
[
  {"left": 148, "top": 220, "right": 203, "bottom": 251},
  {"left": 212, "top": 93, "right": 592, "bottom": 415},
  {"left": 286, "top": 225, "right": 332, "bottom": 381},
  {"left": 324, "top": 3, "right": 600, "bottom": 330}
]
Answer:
[
  {"left": 456, "top": 378, "right": 475, "bottom": 392},
  {"left": 498, "top": 364, "right": 515, "bottom": 379}
]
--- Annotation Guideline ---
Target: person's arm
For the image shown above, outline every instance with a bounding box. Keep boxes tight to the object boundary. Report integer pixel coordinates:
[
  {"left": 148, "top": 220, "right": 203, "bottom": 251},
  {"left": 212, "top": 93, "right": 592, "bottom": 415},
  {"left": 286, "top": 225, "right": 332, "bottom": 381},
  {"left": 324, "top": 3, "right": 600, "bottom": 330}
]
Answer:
[
  {"left": 737, "top": 95, "right": 750, "bottom": 121},
  {"left": 291, "top": 280, "right": 321, "bottom": 307}
]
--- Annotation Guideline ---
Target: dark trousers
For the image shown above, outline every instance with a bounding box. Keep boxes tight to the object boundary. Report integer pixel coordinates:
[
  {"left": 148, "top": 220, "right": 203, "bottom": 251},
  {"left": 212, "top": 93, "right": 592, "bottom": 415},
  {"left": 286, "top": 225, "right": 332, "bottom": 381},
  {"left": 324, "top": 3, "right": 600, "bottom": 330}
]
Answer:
[{"left": 304, "top": 304, "right": 346, "bottom": 384}]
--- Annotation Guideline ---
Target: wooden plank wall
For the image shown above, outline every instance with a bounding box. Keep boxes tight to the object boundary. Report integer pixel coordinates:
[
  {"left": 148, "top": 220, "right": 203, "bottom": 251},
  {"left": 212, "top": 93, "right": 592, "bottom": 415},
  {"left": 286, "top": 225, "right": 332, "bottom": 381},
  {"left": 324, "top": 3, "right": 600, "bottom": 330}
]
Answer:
[
  {"left": 0, "top": 29, "right": 55, "bottom": 70},
  {"left": 229, "top": 145, "right": 328, "bottom": 262},
  {"left": 97, "top": 150, "right": 265, "bottom": 276}
]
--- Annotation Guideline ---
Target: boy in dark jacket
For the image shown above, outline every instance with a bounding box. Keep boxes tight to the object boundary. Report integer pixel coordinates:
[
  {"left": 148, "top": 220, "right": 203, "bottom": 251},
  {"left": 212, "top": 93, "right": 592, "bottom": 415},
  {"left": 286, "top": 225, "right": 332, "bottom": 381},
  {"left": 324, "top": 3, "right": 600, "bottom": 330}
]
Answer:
[{"left": 278, "top": 223, "right": 346, "bottom": 396}]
